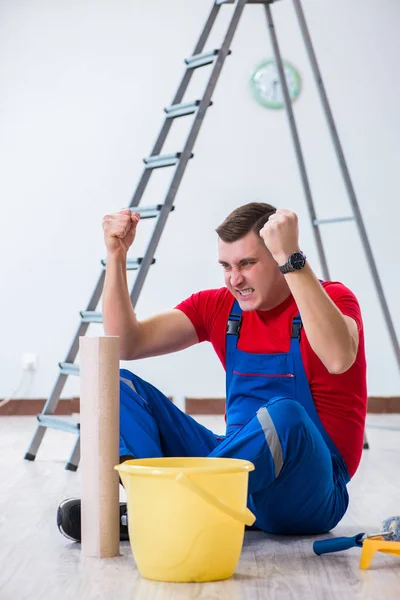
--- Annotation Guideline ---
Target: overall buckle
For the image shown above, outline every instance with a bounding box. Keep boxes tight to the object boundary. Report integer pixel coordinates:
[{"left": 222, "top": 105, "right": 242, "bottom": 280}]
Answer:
[{"left": 227, "top": 318, "right": 241, "bottom": 336}]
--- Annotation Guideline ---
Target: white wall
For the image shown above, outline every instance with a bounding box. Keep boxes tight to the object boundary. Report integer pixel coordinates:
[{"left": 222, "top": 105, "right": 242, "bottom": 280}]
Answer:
[{"left": 1, "top": 0, "right": 399, "bottom": 409}]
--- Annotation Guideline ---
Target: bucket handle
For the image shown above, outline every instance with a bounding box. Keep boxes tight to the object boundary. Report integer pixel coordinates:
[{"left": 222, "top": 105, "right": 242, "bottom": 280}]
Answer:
[{"left": 176, "top": 473, "right": 256, "bottom": 527}]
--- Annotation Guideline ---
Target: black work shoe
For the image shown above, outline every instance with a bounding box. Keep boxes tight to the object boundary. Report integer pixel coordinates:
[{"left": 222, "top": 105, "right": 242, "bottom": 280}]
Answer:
[{"left": 57, "top": 498, "right": 130, "bottom": 542}]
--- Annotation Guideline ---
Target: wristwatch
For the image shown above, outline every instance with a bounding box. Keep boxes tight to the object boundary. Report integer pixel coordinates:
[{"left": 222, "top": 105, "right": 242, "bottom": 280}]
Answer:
[{"left": 279, "top": 251, "right": 307, "bottom": 274}]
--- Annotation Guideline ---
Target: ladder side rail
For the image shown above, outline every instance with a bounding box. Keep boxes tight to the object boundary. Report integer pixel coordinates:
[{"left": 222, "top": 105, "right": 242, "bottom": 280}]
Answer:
[
  {"left": 130, "top": 2, "right": 224, "bottom": 208},
  {"left": 130, "top": 0, "right": 250, "bottom": 306},
  {"left": 263, "top": 2, "right": 331, "bottom": 281},
  {"left": 292, "top": 0, "right": 400, "bottom": 367}
]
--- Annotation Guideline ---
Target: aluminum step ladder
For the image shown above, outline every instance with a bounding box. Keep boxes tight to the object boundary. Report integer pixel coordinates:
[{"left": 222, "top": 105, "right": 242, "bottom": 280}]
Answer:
[{"left": 24, "top": 0, "right": 399, "bottom": 469}]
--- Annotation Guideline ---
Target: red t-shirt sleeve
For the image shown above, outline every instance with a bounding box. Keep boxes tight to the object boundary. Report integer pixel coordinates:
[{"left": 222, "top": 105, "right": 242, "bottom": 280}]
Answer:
[
  {"left": 175, "top": 288, "right": 228, "bottom": 343},
  {"left": 322, "top": 281, "right": 363, "bottom": 332}
]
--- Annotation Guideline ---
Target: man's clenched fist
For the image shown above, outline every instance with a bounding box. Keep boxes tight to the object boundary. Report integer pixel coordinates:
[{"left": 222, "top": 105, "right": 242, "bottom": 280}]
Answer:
[
  {"left": 259, "top": 209, "right": 301, "bottom": 266},
  {"left": 102, "top": 209, "right": 140, "bottom": 256}
]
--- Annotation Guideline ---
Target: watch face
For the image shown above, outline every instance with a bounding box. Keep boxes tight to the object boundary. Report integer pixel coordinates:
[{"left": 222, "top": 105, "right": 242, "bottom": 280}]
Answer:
[{"left": 290, "top": 253, "right": 306, "bottom": 270}]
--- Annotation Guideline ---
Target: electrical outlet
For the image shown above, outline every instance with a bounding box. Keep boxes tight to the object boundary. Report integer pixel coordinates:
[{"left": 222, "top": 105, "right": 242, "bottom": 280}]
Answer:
[{"left": 22, "top": 353, "right": 38, "bottom": 371}]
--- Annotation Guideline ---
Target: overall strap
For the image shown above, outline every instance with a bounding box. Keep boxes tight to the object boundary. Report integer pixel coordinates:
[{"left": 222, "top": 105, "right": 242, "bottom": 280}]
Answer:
[
  {"left": 226, "top": 300, "right": 242, "bottom": 365},
  {"left": 291, "top": 313, "right": 302, "bottom": 339}
]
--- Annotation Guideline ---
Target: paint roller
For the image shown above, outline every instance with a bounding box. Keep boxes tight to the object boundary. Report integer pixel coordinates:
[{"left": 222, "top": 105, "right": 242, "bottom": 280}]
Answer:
[{"left": 313, "top": 516, "right": 400, "bottom": 555}]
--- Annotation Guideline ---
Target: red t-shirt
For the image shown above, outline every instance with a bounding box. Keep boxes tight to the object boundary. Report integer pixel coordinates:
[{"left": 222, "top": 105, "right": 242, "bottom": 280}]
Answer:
[{"left": 176, "top": 282, "right": 367, "bottom": 478}]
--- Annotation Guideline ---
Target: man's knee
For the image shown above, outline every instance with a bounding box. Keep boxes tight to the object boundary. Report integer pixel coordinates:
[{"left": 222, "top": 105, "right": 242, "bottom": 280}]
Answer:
[
  {"left": 258, "top": 398, "right": 316, "bottom": 456},
  {"left": 119, "top": 369, "right": 152, "bottom": 415},
  {"left": 260, "top": 397, "right": 308, "bottom": 427},
  {"left": 120, "top": 369, "right": 138, "bottom": 392}
]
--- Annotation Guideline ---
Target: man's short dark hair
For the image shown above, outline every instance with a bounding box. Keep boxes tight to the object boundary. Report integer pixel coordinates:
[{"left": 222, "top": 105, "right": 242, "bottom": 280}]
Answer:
[{"left": 216, "top": 202, "right": 277, "bottom": 243}]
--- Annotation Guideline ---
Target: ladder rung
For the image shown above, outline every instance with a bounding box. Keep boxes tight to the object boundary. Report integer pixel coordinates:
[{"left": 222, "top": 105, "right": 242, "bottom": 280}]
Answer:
[
  {"left": 123, "top": 205, "right": 175, "bottom": 219},
  {"left": 100, "top": 258, "right": 156, "bottom": 270},
  {"left": 314, "top": 216, "right": 355, "bottom": 225},
  {"left": 37, "top": 415, "right": 80, "bottom": 433},
  {"left": 143, "top": 153, "right": 194, "bottom": 169},
  {"left": 164, "top": 100, "right": 212, "bottom": 118},
  {"left": 59, "top": 362, "right": 80, "bottom": 375},
  {"left": 185, "top": 49, "right": 231, "bottom": 70},
  {"left": 80, "top": 311, "right": 103, "bottom": 324}
]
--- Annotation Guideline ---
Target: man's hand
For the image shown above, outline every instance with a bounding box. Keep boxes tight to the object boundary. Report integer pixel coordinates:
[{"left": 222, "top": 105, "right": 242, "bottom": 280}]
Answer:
[
  {"left": 259, "top": 209, "right": 301, "bottom": 266},
  {"left": 102, "top": 209, "right": 140, "bottom": 256}
]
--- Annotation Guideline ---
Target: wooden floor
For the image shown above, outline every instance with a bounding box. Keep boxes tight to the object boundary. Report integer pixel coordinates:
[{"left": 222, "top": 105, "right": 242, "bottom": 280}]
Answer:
[{"left": 1, "top": 415, "right": 399, "bottom": 600}]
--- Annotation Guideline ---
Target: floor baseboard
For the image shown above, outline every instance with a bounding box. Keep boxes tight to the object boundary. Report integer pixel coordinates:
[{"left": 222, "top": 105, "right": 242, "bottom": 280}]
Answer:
[
  {"left": 0, "top": 398, "right": 80, "bottom": 416},
  {"left": 1, "top": 396, "right": 399, "bottom": 416}
]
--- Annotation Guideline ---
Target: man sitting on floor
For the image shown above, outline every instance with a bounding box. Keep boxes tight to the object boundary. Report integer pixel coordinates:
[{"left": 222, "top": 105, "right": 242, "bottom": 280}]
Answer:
[{"left": 57, "top": 202, "right": 367, "bottom": 543}]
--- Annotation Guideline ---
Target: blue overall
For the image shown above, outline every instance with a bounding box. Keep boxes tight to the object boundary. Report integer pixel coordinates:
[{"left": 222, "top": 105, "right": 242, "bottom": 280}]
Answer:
[{"left": 119, "top": 301, "right": 350, "bottom": 535}]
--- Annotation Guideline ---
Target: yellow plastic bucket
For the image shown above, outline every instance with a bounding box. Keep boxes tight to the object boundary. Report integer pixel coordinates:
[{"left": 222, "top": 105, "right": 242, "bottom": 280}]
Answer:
[{"left": 115, "top": 457, "right": 255, "bottom": 582}]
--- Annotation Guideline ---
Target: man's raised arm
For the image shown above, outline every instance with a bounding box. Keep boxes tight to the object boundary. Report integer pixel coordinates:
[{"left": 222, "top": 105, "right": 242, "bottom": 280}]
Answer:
[{"left": 102, "top": 209, "right": 198, "bottom": 360}]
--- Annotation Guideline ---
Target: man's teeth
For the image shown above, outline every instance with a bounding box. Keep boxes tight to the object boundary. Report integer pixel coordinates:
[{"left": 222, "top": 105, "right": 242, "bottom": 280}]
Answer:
[{"left": 238, "top": 289, "right": 254, "bottom": 296}]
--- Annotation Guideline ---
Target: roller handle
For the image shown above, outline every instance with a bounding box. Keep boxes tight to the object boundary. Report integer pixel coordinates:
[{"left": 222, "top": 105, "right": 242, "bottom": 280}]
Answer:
[{"left": 313, "top": 533, "right": 365, "bottom": 555}]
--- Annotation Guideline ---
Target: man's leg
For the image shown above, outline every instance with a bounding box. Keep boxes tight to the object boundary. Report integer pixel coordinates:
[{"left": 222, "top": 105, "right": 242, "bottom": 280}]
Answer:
[
  {"left": 209, "top": 397, "right": 349, "bottom": 535},
  {"left": 58, "top": 369, "right": 223, "bottom": 542},
  {"left": 119, "top": 369, "right": 222, "bottom": 459}
]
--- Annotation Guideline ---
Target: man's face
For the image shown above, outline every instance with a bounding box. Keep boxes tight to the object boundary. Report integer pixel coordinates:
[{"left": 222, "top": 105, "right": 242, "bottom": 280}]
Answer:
[{"left": 218, "top": 231, "right": 288, "bottom": 311}]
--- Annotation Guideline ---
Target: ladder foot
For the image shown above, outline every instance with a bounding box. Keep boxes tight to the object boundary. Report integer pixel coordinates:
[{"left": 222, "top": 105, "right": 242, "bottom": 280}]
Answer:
[
  {"left": 24, "top": 452, "right": 36, "bottom": 461},
  {"left": 65, "top": 462, "right": 78, "bottom": 472}
]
